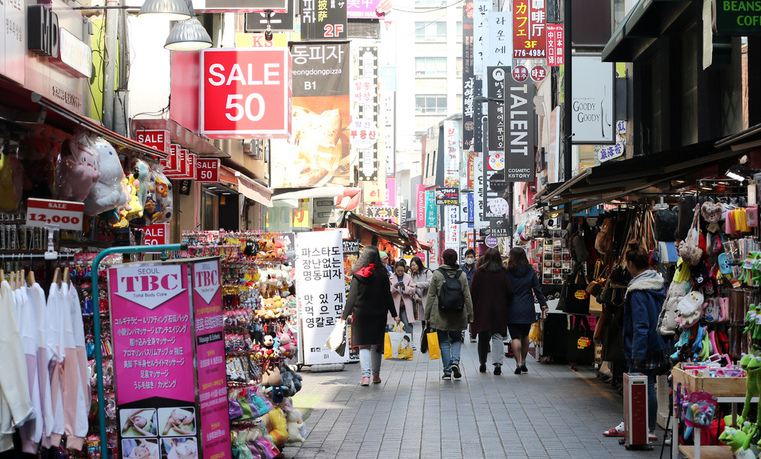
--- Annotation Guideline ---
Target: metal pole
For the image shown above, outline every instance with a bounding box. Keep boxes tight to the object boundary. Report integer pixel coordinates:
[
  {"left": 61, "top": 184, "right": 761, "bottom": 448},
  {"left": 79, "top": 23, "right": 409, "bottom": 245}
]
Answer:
[
  {"left": 92, "top": 243, "right": 186, "bottom": 459},
  {"left": 563, "top": 0, "right": 573, "bottom": 181}
]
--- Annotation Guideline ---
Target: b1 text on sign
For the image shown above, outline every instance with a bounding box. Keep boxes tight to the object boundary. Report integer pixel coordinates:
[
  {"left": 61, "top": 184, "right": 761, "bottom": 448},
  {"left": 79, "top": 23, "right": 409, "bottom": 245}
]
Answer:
[{"left": 26, "top": 198, "right": 84, "bottom": 231}]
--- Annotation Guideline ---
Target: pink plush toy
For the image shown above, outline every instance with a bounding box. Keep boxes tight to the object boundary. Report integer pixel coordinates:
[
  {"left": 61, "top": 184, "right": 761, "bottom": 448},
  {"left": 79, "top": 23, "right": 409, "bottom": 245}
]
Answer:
[{"left": 55, "top": 131, "right": 100, "bottom": 202}]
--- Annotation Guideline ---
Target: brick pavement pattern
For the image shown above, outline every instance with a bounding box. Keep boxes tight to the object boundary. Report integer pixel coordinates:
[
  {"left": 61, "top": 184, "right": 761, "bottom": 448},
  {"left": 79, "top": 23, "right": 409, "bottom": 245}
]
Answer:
[{"left": 283, "top": 339, "right": 664, "bottom": 459}]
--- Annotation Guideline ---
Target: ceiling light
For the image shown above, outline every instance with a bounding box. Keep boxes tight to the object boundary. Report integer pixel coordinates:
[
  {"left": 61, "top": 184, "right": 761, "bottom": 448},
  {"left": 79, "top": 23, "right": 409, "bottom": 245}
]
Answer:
[
  {"left": 139, "top": 0, "right": 191, "bottom": 21},
  {"left": 164, "top": 17, "right": 212, "bottom": 51},
  {"left": 726, "top": 170, "right": 745, "bottom": 182}
]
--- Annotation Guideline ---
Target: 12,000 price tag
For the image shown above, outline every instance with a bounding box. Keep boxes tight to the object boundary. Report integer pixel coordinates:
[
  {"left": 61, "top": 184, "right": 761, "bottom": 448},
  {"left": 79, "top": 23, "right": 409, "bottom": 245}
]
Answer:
[{"left": 26, "top": 198, "right": 84, "bottom": 231}]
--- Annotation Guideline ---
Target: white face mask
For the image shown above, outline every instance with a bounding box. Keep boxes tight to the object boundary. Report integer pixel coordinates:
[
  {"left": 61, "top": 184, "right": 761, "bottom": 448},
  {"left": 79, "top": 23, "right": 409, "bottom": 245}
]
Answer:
[{"left": 465, "top": 257, "right": 475, "bottom": 265}]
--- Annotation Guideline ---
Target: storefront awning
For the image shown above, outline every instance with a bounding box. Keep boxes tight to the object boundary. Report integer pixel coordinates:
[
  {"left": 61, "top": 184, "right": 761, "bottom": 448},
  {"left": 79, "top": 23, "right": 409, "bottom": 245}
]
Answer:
[
  {"left": 131, "top": 118, "right": 226, "bottom": 158},
  {"left": 237, "top": 173, "right": 273, "bottom": 207},
  {"left": 272, "top": 186, "right": 361, "bottom": 201},
  {"left": 537, "top": 125, "right": 761, "bottom": 211},
  {"left": 601, "top": 0, "right": 690, "bottom": 62},
  {"left": 344, "top": 212, "right": 432, "bottom": 254}
]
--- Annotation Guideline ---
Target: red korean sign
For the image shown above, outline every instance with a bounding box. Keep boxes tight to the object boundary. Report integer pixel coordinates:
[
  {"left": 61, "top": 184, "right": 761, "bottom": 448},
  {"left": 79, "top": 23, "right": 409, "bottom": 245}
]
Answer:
[
  {"left": 531, "top": 65, "right": 547, "bottom": 82},
  {"left": 200, "top": 48, "right": 291, "bottom": 138},
  {"left": 546, "top": 23, "right": 564, "bottom": 66},
  {"left": 140, "top": 223, "right": 169, "bottom": 245},
  {"left": 195, "top": 158, "right": 220, "bottom": 182},
  {"left": 513, "top": 0, "right": 546, "bottom": 59},
  {"left": 185, "top": 151, "right": 197, "bottom": 180},
  {"left": 135, "top": 129, "right": 170, "bottom": 154},
  {"left": 512, "top": 65, "right": 529, "bottom": 82}
]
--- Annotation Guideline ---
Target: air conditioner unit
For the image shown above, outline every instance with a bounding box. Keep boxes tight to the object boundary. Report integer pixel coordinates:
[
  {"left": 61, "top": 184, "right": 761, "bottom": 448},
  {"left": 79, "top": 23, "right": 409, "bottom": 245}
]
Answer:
[{"left": 623, "top": 373, "right": 650, "bottom": 450}]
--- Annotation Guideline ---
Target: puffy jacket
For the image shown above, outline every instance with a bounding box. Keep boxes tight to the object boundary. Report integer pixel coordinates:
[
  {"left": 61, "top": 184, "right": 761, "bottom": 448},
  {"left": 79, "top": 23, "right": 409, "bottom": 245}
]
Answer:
[{"left": 623, "top": 270, "right": 668, "bottom": 364}]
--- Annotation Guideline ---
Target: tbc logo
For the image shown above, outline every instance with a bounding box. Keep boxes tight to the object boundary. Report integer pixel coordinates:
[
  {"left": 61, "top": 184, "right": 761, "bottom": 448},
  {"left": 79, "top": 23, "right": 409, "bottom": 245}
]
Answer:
[
  {"left": 194, "top": 261, "right": 220, "bottom": 305},
  {"left": 114, "top": 265, "right": 184, "bottom": 310}
]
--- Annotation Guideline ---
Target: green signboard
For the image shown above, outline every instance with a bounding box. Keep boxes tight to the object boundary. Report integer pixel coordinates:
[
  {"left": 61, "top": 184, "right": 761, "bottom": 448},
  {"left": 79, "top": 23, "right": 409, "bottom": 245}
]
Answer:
[
  {"left": 716, "top": 0, "right": 761, "bottom": 35},
  {"left": 425, "top": 190, "right": 438, "bottom": 228}
]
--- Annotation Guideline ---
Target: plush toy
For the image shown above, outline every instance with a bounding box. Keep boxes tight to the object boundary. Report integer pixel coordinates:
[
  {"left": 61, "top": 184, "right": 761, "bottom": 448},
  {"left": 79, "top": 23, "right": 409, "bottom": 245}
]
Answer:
[
  {"left": 132, "top": 160, "right": 151, "bottom": 207},
  {"left": 146, "top": 168, "right": 173, "bottom": 223},
  {"left": 285, "top": 409, "right": 306, "bottom": 444},
  {"left": 125, "top": 175, "right": 143, "bottom": 220},
  {"left": 55, "top": 131, "right": 100, "bottom": 202},
  {"left": 675, "top": 291, "right": 704, "bottom": 329},
  {"left": 265, "top": 408, "right": 289, "bottom": 447},
  {"left": 84, "top": 136, "right": 128, "bottom": 216}
]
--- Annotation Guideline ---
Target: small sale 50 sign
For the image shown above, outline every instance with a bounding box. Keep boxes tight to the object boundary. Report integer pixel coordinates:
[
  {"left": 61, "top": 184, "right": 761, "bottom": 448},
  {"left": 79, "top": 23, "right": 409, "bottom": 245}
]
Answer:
[{"left": 200, "top": 48, "right": 291, "bottom": 138}]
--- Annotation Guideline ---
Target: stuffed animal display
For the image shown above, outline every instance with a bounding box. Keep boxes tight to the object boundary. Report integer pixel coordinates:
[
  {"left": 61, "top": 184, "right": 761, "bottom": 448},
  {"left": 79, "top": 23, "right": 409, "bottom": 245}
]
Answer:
[
  {"left": 84, "top": 136, "right": 128, "bottom": 216},
  {"left": 0, "top": 149, "right": 23, "bottom": 211},
  {"left": 143, "top": 165, "right": 173, "bottom": 224},
  {"left": 55, "top": 131, "right": 99, "bottom": 202}
]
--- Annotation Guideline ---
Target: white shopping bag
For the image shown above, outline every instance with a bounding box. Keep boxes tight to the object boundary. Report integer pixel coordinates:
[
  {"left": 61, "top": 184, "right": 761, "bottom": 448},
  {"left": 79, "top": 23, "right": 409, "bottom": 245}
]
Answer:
[{"left": 325, "top": 319, "right": 347, "bottom": 355}]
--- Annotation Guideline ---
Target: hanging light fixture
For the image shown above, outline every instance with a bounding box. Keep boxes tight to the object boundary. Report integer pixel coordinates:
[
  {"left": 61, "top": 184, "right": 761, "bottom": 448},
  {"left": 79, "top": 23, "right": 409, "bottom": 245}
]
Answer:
[
  {"left": 139, "top": 0, "right": 192, "bottom": 20},
  {"left": 164, "top": 17, "right": 212, "bottom": 51}
]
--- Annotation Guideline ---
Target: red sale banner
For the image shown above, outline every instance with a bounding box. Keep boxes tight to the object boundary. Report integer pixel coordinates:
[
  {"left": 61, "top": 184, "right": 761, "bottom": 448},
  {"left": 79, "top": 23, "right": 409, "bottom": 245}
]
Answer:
[
  {"left": 195, "top": 158, "right": 220, "bottom": 182},
  {"left": 135, "top": 129, "right": 169, "bottom": 154},
  {"left": 200, "top": 48, "right": 291, "bottom": 138}
]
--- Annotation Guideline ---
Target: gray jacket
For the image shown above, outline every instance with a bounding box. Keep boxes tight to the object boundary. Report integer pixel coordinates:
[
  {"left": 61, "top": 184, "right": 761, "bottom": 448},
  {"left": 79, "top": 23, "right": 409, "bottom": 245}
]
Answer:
[{"left": 424, "top": 265, "right": 474, "bottom": 331}]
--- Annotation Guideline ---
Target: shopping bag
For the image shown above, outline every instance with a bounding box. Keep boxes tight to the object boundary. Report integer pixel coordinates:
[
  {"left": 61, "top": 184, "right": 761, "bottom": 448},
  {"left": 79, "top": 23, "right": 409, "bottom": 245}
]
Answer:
[
  {"left": 426, "top": 331, "right": 441, "bottom": 360},
  {"left": 384, "top": 323, "right": 413, "bottom": 360},
  {"left": 567, "top": 316, "right": 595, "bottom": 365},
  {"left": 420, "top": 324, "right": 429, "bottom": 354},
  {"left": 325, "top": 320, "right": 347, "bottom": 356},
  {"left": 528, "top": 321, "right": 542, "bottom": 344}
]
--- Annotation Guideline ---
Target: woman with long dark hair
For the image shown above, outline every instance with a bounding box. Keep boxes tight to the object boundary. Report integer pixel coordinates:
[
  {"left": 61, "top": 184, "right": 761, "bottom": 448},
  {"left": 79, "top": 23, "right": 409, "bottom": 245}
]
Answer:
[
  {"left": 341, "top": 246, "right": 400, "bottom": 386},
  {"left": 470, "top": 248, "right": 512, "bottom": 375},
  {"left": 409, "top": 256, "right": 432, "bottom": 321},
  {"left": 506, "top": 247, "right": 548, "bottom": 375}
]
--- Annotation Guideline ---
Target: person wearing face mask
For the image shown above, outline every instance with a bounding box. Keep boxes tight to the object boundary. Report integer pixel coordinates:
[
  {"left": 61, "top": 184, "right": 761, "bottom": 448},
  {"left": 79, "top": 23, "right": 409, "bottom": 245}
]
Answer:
[{"left": 461, "top": 249, "right": 478, "bottom": 342}]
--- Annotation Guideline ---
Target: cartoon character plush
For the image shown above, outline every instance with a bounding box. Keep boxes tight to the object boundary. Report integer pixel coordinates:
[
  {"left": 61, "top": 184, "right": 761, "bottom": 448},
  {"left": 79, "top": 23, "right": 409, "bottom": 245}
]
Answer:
[
  {"left": 125, "top": 175, "right": 143, "bottom": 220},
  {"left": 265, "top": 408, "right": 288, "bottom": 447},
  {"left": 55, "top": 131, "right": 100, "bottom": 202},
  {"left": 132, "top": 159, "right": 151, "bottom": 207},
  {"left": 285, "top": 408, "right": 306, "bottom": 444},
  {"left": 84, "top": 136, "right": 128, "bottom": 216},
  {"left": 145, "top": 167, "right": 173, "bottom": 223}
]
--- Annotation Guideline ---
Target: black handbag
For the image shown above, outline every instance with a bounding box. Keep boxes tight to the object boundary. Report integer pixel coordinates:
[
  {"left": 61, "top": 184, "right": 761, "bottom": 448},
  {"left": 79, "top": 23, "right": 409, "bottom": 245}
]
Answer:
[
  {"left": 567, "top": 316, "right": 595, "bottom": 365},
  {"left": 420, "top": 322, "right": 429, "bottom": 354},
  {"left": 558, "top": 269, "right": 590, "bottom": 315},
  {"left": 654, "top": 209, "right": 678, "bottom": 242}
]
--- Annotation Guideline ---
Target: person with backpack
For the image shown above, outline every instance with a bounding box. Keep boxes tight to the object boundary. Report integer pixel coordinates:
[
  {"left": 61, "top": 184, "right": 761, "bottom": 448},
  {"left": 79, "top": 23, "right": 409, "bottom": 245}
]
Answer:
[
  {"left": 470, "top": 248, "right": 512, "bottom": 375},
  {"left": 424, "top": 249, "right": 474, "bottom": 380},
  {"left": 506, "top": 247, "right": 548, "bottom": 375}
]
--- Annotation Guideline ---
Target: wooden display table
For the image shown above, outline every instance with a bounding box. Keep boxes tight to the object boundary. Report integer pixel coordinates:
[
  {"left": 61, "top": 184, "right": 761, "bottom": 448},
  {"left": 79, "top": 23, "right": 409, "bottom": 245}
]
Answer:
[{"left": 678, "top": 445, "right": 733, "bottom": 459}]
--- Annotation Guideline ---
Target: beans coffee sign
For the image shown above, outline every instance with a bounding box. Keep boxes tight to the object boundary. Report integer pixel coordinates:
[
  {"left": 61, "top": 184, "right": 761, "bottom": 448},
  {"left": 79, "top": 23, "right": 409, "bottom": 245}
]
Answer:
[{"left": 716, "top": 0, "right": 761, "bottom": 35}]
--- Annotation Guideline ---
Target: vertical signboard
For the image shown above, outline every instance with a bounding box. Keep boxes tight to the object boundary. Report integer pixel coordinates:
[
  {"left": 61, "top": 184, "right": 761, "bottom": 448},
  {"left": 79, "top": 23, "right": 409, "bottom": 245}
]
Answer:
[
  {"left": 295, "top": 231, "right": 348, "bottom": 365},
  {"left": 546, "top": 23, "right": 564, "bottom": 66},
  {"left": 443, "top": 120, "right": 461, "bottom": 188},
  {"left": 462, "top": 0, "right": 476, "bottom": 152},
  {"left": 473, "top": 0, "right": 490, "bottom": 78},
  {"left": 506, "top": 71, "right": 536, "bottom": 181},
  {"left": 425, "top": 190, "right": 437, "bottom": 227},
  {"left": 473, "top": 151, "right": 485, "bottom": 229},
  {"left": 571, "top": 55, "right": 614, "bottom": 144},
  {"left": 444, "top": 205, "right": 460, "bottom": 251},
  {"left": 487, "top": 66, "right": 508, "bottom": 151},
  {"left": 190, "top": 259, "right": 231, "bottom": 458},
  {"left": 351, "top": 44, "right": 379, "bottom": 182},
  {"left": 1, "top": 0, "right": 25, "bottom": 84},
  {"left": 300, "top": 0, "right": 347, "bottom": 40},
  {"left": 271, "top": 42, "right": 350, "bottom": 188},
  {"left": 486, "top": 12, "right": 512, "bottom": 68},
  {"left": 110, "top": 263, "right": 199, "bottom": 459},
  {"left": 512, "top": 0, "right": 547, "bottom": 59},
  {"left": 483, "top": 150, "right": 510, "bottom": 236},
  {"left": 416, "top": 184, "right": 426, "bottom": 228}
]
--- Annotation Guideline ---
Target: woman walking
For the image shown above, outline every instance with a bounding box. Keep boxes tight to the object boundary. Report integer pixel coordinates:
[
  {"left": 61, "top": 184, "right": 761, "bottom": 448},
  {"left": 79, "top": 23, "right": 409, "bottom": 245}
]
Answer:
[
  {"left": 409, "top": 256, "right": 433, "bottom": 321},
  {"left": 424, "top": 249, "right": 474, "bottom": 380},
  {"left": 506, "top": 247, "right": 548, "bottom": 375},
  {"left": 342, "top": 246, "right": 400, "bottom": 386},
  {"left": 470, "top": 248, "right": 512, "bottom": 375},
  {"left": 390, "top": 260, "right": 415, "bottom": 333}
]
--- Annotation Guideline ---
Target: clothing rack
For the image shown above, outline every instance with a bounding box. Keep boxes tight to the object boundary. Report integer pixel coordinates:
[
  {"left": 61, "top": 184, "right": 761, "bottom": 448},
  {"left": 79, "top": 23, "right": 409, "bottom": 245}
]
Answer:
[{"left": 0, "top": 253, "right": 75, "bottom": 259}]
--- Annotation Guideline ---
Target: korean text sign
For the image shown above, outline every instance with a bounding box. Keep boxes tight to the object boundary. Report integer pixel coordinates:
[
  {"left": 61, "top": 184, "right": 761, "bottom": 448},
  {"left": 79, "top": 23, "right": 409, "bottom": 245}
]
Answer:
[
  {"left": 200, "top": 48, "right": 291, "bottom": 138},
  {"left": 295, "top": 231, "right": 347, "bottom": 365},
  {"left": 513, "top": 0, "right": 547, "bottom": 59},
  {"left": 300, "top": 0, "right": 347, "bottom": 40}
]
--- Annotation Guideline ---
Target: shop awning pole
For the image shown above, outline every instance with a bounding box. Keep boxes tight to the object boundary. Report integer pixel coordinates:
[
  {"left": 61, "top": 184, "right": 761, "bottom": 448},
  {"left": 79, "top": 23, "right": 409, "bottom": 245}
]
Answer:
[{"left": 91, "top": 243, "right": 185, "bottom": 459}]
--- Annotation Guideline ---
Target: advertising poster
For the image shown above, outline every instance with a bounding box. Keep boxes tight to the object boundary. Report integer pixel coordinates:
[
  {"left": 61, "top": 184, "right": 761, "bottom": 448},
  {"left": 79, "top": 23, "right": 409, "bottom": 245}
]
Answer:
[
  {"left": 507, "top": 69, "right": 537, "bottom": 181},
  {"left": 443, "top": 120, "right": 461, "bottom": 187},
  {"left": 351, "top": 44, "right": 379, "bottom": 182},
  {"left": 444, "top": 206, "right": 460, "bottom": 251},
  {"left": 487, "top": 66, "right": 508, "bottom": 151},
  {"left": 190, "top": 259, "right": 231, "bottom": 458},
  {"left": 272, "top": 42, "right": 350, "bottom": 188},
  {"left": 436, "top": 187, "right": 459, "bottom": 206},
  {"left": 513, "top": 0, "right": 547, "bottom": 59},
  {"left": 416, "top": 184, "right": 426, "bottom": 228},
  {"left": 110, "top": 263, "right": 200, "bottom": 459},
  {"left": 300, "top": 0, "right": 347, "bottom": 40},
  {"left": 295, "top": 231, "right": 348, "bottom": 365},
  {"left": 571, "top": 55, "right": 614, "bottom": 144},
  {"left": 425, "top": 190, "right": 438, "bottom": 227},
  {"left": 462, "top": 0, "right": 476, "bottom": 151}
]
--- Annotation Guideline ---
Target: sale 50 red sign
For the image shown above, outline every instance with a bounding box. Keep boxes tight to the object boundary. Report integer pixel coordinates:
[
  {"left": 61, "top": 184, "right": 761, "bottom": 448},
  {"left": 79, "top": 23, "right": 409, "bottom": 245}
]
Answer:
[{"left": 200, "top": 48, "right": 291, "bottom": 138}]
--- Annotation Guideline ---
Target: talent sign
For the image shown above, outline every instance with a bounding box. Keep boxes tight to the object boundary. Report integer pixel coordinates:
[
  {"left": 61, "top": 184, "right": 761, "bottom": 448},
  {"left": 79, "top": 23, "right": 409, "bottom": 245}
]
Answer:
[
  {"left": 425, "top": 190, "right": 437, "bottom": 227},
  {"left": 195, "top": 158, "right": 220, "bottom": 182},
  {"left": 546, "top": 23, "right": 564, "bottom": 66},
  {"left": 487, "top": 66, "right": 508, "bottom": 151},
  {"left": 506, "top": 68, "right": 537, "bottom": 182},
  {"left": 300, "top": 0, "right": 347, "bottom": 40},
  {"left": 295, "top": 231, "right": 348, "bottom": 365},
  {"left": 110, "top": 260, "right": 231, "bottom": 459},
  {"left": 140, "top": 223, "right": 169, "bottom": 245},
  {"left": 436, "top": 187, "right": 459, "bottom": 206},
  {"left": 513, "top": 0, "right": 547, "bottom": 59},
  {"left": 200, "top": 48, "right": 291, "bottom": 137},
  {"left": 135, "top": 130, "right": 170, "bottom": 154},
  {"left": 26, "top": 198, "right": 84, "bottom": 231}
]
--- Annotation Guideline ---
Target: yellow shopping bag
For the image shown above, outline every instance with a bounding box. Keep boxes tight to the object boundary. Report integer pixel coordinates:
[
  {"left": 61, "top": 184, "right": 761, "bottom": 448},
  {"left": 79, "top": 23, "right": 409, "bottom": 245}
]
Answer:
[
  {"left": 528, "top": 321, "right": 542, "bottom": 344},
  {"left": 383, "top": 332, "right": 393, "bottom": 359},
  {"left": 427, "top": 331, "right": 441, "bottom": 360}
]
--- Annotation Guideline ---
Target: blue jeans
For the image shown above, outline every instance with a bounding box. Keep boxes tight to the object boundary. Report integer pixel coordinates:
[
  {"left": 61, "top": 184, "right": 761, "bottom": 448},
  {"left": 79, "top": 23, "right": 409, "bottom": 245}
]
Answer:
[{"left": 438, "top": 330, "right": 463, "bottom": 374}]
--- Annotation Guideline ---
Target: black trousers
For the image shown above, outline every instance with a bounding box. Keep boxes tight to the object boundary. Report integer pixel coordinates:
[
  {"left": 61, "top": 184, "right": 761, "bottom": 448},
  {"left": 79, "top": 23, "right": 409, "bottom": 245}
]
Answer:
[{"left": 477, "top": 331, "right": 492, "bottom": 364}]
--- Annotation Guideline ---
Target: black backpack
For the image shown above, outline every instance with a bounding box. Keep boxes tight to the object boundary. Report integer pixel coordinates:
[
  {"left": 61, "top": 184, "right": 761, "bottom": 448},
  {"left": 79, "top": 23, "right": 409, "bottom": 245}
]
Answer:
[{"left": 437, "top": 268, "right": 465, "bottom": 312}]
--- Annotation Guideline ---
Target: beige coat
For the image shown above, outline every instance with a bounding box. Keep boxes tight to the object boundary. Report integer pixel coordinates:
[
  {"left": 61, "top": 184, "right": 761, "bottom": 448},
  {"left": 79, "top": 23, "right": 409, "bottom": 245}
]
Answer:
[
  {"left": 389, "top": 272, "right": 415, "bottom": 324},
  {"left": 424, "top": 265, "right": 474, "bottom": 331}
]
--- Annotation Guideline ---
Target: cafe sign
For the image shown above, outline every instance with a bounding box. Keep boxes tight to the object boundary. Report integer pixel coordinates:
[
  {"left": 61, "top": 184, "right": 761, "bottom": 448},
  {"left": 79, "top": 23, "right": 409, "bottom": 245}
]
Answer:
[{"left": 716, "top": 0, "right": 761, "bottom": 35}]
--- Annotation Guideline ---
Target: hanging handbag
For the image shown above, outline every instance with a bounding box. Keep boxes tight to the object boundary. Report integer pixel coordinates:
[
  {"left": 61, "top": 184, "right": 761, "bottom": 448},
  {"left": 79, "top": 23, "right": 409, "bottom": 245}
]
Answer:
[
  {"left": 678, "top": 205, "right": 704, "bottom": 266},
  {"left": 654, "top": 208, "right": 678, "bottom": 242},
  {"left": 567, "top": 316, "right": 595, "bottom": 365},
  {"left": 558, "top": 269, "right": 590, "bottom": 315}
]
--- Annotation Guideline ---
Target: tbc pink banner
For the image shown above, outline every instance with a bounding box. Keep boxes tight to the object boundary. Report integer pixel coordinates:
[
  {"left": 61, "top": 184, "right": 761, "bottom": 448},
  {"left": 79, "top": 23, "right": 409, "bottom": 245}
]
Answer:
[{"left": 110, "top": 264, "right": 195, "bottom": 405}]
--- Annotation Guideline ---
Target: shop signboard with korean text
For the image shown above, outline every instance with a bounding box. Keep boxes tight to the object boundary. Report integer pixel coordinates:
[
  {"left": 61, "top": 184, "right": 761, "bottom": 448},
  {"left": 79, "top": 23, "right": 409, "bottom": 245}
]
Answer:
[
  {"left": 716, "top": 1, "right": 761, "bottom": 35},
  {"left": 300, "top": 0, "right": 347, "bottom": 40},
  {"left": 109, "top": 260, "right": 230, "bottom": 459},
  {"left": 483, "top": 150, "right": 510, "bottom": 236},
  {"left": 473, "top": 0, "right": 490, "bottom": 77},
  {"left": 352, "top": 44, "right": 379, "bottom": 182},
  {"left": 512, "top": 0, "right": 546, "bottom": 59},
  {"left": 571, "top": 55, "right": 614, "bottom": 144},
  {"left": 25, "top": 198, "right": 84, "bottom": 231},
  {"left": 486, "top": 12, "right": 512, "bottom": 69},
  {"left": 436, "top": 187, "right": 459, "bottom": 206},
  {"left": 295, "top": 231, "right": 348, "bottom": 365},
  {"left": 200, "top": 48, "right": 292, "bottom": 138},
  {"left": 506, "top": 69, "right": 536, "bottom": 181},
  {"left": 462, "top": 0, "right": 476, "bottom": 152},
  {"left": 271, "top": 42, "right": 350, "bottom": 188},
  {"left": 425, "top": 190, "right": 437, "bottom": 227},
  {"left": 442, "top": 120, "right": 461, "bottom": 187},
  {"left": 444, "top": 205, "right": 460, "bottom": 251},
  {"left": 487, "top": 66, "right": 508, "bottom": 152}
]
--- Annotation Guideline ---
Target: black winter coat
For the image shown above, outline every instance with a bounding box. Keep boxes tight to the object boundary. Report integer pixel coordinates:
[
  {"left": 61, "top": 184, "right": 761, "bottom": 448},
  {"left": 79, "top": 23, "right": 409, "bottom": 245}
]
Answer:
[
  {"left": 506, "top": 265, "right": 548, "bottom": 325},
  {"left": 470, "top": 266, "right": 512, "bottom": 336},
  {"left": 342, "top": 264, "right": 397, "bottom": 346}
]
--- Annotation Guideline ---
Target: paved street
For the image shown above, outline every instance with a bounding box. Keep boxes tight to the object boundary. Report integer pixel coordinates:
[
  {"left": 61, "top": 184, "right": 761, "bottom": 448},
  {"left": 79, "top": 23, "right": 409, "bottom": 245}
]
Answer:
[{"left": 283, "top": 338, "right": 665, "bottom": 459}]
